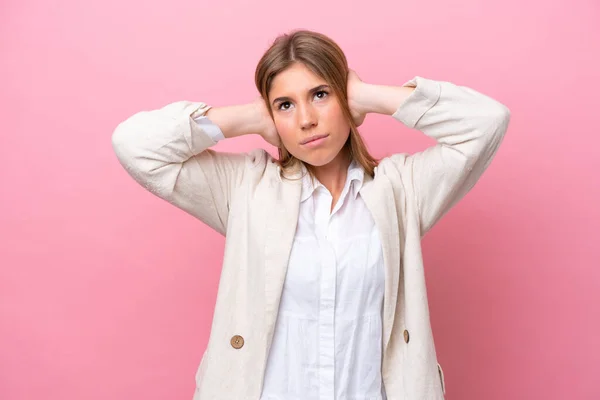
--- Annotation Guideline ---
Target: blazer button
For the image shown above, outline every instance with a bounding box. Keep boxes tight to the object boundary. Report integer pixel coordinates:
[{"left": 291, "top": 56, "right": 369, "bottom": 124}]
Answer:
[
  {"left": 403, "top": 329, "right": 410, "bottom": 343},
  {"left": 230, "top": 335, "right": 244, "bottom": 349}
]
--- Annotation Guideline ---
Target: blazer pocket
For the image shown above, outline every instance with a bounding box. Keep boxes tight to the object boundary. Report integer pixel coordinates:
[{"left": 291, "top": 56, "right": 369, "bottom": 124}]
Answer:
[{"left": 437, "top": 362, "right": 446, "bottom": 395}]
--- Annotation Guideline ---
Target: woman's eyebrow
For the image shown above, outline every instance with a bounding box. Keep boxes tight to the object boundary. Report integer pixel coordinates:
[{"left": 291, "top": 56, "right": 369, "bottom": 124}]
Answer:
[{"left": 272, "top": 84, "right": 330, "bottom": 106}]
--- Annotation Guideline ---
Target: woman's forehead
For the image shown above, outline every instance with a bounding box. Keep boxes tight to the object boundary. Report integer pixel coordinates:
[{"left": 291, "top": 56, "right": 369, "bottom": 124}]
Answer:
[{"left": 270, "top": 64, "right": 326, "bottom": 96}]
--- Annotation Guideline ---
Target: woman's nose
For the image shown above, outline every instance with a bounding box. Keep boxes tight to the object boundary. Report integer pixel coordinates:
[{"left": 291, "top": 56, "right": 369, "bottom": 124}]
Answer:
[{"left": 298, "top": 105, "right": 317, "bottom": 130}]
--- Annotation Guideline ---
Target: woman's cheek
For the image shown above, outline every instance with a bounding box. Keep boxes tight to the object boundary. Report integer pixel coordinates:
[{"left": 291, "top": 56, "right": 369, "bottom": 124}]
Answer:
[{"left": 275, "top": 122, "right": 296, "bottom": 147}]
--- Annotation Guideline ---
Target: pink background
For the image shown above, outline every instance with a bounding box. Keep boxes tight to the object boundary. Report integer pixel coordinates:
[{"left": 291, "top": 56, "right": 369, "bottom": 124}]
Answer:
[{"left": 1, "top": 0, "right": 599, "bottom": 399}]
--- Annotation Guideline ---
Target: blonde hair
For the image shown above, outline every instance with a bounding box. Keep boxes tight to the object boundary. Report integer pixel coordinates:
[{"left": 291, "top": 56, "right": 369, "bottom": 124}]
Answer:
[{"left": 254, "top": 29, "right": 378, "bottom": 180}]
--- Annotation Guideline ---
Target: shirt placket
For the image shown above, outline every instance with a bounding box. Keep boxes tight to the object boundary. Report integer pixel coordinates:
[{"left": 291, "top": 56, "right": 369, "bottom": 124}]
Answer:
[{"left": 314, "top": 188, "right": 337, "bottom": 400}]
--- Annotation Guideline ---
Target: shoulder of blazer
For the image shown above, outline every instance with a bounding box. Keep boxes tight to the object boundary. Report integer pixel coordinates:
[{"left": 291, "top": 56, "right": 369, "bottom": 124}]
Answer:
[
  {"left": 374, "top": 155, "right": 412, "bottom": 189},
  {"left": 235, "top": 148, "right": 303, "bottom": 191},
  {"left": 237, "top": 148, "right": 276, "bottom": 182}
]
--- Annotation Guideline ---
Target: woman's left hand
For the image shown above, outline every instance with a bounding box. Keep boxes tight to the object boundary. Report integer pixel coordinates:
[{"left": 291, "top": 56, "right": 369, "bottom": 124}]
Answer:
[{"left": 347, "top": 68, "right": 369, "bottom": 127}]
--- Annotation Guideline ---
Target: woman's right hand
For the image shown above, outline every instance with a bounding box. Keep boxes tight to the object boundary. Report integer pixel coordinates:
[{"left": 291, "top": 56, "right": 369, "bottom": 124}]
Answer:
[{"left": 252, "top": 97, "right": 281, "bottom": 148}]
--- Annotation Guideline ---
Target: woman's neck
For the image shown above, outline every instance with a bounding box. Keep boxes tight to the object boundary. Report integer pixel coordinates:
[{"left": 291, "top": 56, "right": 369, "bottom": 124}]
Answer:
[{"left": 311, "top": 149, "right": 352, "bottom": 207}]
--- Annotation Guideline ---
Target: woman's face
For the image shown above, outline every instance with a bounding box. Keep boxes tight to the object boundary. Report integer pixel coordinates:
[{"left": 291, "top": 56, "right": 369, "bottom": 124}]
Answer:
[{"left": 268, "top": 63, "right": 350, "bottom": 167}]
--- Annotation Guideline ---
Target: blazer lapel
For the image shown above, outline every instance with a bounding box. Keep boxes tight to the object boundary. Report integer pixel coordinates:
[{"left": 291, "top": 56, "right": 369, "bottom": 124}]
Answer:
[
  {"left": 263, "top": 168, "right": 303, "bottom": 351},
  {"left": 360, "top": 172, "right": 401, "bottom": 353}
]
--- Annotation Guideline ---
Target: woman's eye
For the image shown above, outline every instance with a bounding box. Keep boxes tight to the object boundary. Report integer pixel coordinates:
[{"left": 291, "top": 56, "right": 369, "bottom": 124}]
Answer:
[
  {"left": 277, "top": 91, "right": 328, "bottom": 111},
  {"left": 315, "top": 90, "right": 328, "bottom": 99}
]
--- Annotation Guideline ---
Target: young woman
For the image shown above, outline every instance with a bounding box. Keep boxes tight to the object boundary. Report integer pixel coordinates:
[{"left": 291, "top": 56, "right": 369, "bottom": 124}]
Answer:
[{"left": 112, "top": 29, "right": 510, "bottom": 400}]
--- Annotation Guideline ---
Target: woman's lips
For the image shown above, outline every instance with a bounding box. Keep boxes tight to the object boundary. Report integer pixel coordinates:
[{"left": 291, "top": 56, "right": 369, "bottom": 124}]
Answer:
[{"left": 301, "top": 134, "right": 329, "bottom": 147}]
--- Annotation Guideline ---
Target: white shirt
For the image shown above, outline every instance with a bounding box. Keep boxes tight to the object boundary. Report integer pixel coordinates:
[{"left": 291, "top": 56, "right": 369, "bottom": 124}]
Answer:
[{"left": 196, "top": 116, "right": 387, "bottom": 400}]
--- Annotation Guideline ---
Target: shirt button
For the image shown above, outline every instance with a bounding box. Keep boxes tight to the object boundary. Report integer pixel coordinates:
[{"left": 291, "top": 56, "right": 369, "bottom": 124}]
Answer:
[
  {"left": 230, "top": 335, "right": 244, "bottom": 349},
  {"left": 403, "top": 329, "right": 410, "bottom": 343}
]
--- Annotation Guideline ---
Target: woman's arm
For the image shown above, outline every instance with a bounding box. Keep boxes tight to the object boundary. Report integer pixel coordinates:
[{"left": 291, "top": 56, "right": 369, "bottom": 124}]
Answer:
[
  {"left": 204, "top": 99, "right": 280, "bottom": 146},
  {"left": 353, "top": 75, "right": 511, "bottom": 237},
  {"left": 111, "top": 99, "right": 273, "bottom": 235},
  {"left": 351, "top": 80, "right": 417, "bottom": 117}
]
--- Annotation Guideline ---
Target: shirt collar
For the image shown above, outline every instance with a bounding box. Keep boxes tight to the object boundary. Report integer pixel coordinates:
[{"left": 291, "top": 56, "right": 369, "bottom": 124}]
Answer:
[{"left": 300, "top": 159, "right": 365, "bottom": 203}]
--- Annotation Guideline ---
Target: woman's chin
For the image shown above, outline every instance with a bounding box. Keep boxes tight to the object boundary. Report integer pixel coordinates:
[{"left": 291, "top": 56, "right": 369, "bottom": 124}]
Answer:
[
  {"left": 289, "top": 143, "right": 347, "bottom": 168},
  {"left": 299, "top": 153, "right": 337, "bottom": 167}
]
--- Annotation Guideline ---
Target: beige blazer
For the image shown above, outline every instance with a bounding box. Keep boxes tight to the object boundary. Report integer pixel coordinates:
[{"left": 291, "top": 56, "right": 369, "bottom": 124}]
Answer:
[{"left": 112, "top": 75, "right": 511, "bottom": 399}]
